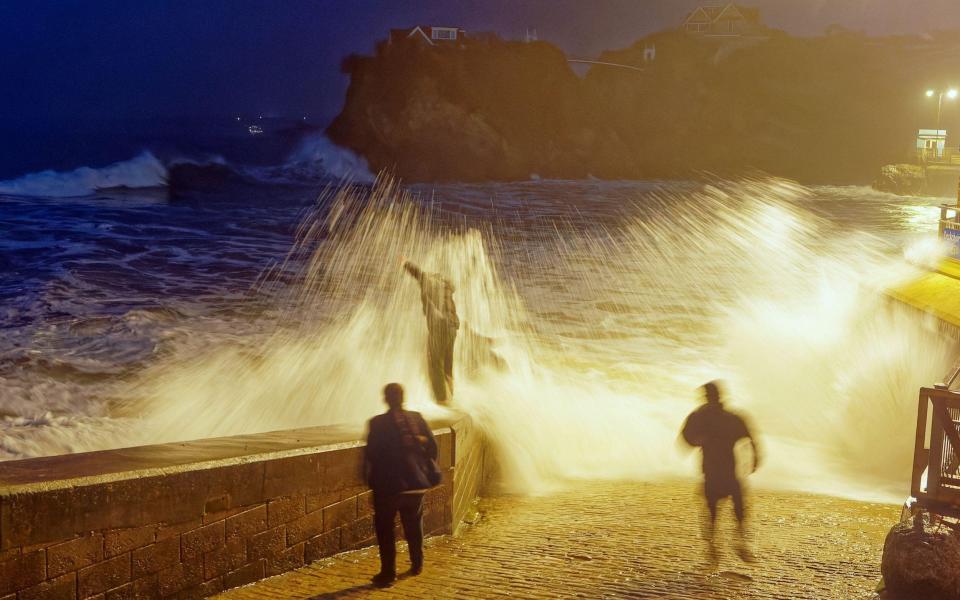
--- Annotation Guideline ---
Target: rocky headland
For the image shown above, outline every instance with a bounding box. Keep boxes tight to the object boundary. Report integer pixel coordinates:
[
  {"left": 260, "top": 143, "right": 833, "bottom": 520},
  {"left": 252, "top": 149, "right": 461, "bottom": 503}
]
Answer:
[{"left": 328, "top": 29, "right": 960, "bottom": 184}]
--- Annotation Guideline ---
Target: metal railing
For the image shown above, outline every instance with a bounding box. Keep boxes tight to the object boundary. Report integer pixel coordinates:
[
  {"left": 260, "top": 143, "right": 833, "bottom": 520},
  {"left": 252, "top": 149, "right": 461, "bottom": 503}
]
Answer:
[
  {"left": 915, "top": 147, "right": 960, "bottom": 166},
  {"left": 937, "top": 205, "right": 960, "bottom": 260},
  {"left": 912, "top": 386, "right": 960, "bottom": 516}
]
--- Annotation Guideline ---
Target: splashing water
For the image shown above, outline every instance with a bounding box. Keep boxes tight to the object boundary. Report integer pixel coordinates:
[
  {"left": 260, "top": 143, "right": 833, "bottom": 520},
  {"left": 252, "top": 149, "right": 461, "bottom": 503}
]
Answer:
[
  {"left": 89, "top": 177, "right": 945, "bottom": 501},
  {"left": 2, "top": 177, "right": 952, "bottom": 502}
]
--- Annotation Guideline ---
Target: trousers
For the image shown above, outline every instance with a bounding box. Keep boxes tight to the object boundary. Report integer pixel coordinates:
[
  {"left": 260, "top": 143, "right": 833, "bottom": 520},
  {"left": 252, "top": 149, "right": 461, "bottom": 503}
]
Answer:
[
  {"left": 373, "top": 492, "right": 425, "bottom": 574},
  {"left": 704, "top": 475, "right": 744, "bottom": 524},
  {"left": 427, "top": 325, "right": 456, "bottom": 404}
]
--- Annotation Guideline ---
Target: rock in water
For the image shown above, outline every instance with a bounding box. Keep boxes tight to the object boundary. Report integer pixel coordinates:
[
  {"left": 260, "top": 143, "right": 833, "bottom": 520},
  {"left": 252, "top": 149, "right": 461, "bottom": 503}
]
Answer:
[
  {"left": 873, "top": 164, "right": 925, "bottom": 196},
  {"left": 881, "top": 512, "right": 960, "bottom": 600}
]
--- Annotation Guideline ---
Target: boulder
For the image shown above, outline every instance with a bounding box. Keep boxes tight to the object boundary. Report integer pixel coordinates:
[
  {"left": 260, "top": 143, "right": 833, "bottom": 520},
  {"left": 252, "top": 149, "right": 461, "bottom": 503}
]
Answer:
[
  {"left": 881, "top": 512, "right": 960, "bottom": 600},
  {"left": 873, "top": 164, "right": 926, "bottom": 196}
]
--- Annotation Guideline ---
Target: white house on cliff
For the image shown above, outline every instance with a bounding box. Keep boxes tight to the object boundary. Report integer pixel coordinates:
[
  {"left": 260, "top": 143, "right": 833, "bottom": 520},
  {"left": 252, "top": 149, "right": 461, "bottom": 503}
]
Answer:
[
  {"left": 682, "top": 3, "right": 763, "bottom": 36},
  {"left": 389, "top": 25, "right": 467, "bottom": 46}
]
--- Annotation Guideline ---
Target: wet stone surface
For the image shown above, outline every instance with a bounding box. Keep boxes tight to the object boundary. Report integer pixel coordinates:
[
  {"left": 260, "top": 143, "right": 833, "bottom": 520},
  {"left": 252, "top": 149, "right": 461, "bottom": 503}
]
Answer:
[{"left": 216, "top": 481, "right": 897, "bottom": 599}]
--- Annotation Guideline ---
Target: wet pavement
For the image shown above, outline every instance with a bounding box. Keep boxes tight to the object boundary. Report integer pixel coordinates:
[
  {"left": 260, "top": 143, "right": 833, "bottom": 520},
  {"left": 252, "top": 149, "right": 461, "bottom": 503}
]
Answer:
[{"left": 216, "top": 480, "right": 897, "bottom": 599}]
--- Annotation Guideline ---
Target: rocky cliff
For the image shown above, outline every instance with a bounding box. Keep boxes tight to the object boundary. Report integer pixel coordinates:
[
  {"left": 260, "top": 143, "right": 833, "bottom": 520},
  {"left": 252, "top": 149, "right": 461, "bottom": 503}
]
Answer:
[{"left": 328, "top": 30, "right": 960, "bottom": 183}]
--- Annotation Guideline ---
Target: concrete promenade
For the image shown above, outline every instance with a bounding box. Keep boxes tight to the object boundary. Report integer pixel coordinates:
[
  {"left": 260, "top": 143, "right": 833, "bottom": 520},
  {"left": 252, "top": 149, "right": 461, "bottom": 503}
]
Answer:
[{"left": 216, "top": 481, "right": 897, "bottom": 599}]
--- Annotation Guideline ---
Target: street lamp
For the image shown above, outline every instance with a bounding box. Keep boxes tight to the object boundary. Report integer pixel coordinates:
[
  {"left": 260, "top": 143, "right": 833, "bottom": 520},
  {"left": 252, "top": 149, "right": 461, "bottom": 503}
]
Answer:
[{"left": 926, "top": 88, "right": 959, "bottom": 132}]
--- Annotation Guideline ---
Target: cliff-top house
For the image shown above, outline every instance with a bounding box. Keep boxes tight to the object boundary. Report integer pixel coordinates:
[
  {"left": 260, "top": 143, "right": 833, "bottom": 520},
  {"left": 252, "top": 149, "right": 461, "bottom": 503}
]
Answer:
[
  {"left": 682, "top": 3, "right": 763, "bottom": 36},
  {"left": 389, "top": 25, "right": 467, "bottom": 46}
]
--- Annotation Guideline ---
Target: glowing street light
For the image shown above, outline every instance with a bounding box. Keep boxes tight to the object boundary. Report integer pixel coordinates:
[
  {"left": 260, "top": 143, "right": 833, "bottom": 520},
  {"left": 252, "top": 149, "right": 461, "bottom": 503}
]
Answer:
[{"left": 926, "top": 88, "right": 959, "bottom": 134}]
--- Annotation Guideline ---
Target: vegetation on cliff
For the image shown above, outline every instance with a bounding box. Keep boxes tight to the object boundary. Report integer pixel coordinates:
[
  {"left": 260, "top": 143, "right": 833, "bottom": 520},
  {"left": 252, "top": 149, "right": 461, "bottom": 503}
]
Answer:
[{"left": 328, "top": 30, "right": 960, "bottom": 183}]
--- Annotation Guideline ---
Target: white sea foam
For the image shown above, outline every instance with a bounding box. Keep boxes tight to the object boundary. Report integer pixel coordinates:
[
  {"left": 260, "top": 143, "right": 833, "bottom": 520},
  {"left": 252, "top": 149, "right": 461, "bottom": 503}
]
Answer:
[
  {"left": 0, "top": 151, "right": 168, "bottom": 197},
  {"left": 0, "top": 413, "right": 140, "bottom": 461},
  {"left": 283, "top": 134, "right": 373, "bottom": 182},
  {"left": 0, "top": 133, "right": 369, "bottom": 199}
]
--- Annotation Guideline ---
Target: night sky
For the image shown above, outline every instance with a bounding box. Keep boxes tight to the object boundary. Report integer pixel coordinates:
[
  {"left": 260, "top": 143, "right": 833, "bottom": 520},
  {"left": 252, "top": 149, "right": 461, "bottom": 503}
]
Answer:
[{"left": 3, "top": 0, "right": 960, "bottom": 124}]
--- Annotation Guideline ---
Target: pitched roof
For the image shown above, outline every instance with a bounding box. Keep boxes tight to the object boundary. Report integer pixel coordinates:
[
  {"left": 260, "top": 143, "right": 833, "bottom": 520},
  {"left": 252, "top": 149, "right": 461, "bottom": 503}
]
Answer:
[
  {"left": 685, "top": 7, "right": 713, "bottom": 24},
  {"left": 704, "top": 6, "right": 725, "bottom": 20},
  {"left": 715, "top": 4, "right": 744, "bottom": 21},
  {"left": 407, "top": 25, "right": 434, "bottom": 44},
  {"left": 683, "top": 3, "right": 760, "bottom": 25},
  {"left": 389, "top": 25, "right": 465, "bottom": 45}
]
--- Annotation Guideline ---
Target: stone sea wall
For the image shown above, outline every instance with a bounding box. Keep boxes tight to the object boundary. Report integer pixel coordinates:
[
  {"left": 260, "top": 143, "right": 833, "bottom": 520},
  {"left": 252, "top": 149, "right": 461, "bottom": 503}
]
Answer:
[{"left": 0, "top": 417, "right": 488, "bottom": 599}]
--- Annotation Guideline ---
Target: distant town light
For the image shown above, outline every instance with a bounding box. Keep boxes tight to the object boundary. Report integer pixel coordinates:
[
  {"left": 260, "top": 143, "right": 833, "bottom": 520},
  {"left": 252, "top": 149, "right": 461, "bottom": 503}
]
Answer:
[
  {"left": 949, "top": 89, "right": 959, "bottom": 100},
  {"left": 927, "top": 90, "right": 936, "bottom": 97}
]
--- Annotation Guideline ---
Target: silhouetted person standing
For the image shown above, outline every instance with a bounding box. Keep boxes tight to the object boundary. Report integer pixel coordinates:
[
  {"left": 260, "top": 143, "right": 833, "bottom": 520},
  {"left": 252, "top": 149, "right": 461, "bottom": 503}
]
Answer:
[
  {"left": 364, "top": 383, "right": 438, "bottom": 587},
  {"left": 681, "top": 381, "right": 760, "bottom": 565},
  {"left": 403, "top": 260, "right": 459, "bottom": 404}
]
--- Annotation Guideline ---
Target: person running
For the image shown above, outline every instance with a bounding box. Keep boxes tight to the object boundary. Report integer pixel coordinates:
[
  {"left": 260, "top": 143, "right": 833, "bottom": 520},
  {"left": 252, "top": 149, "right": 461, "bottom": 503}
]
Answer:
[
  {"left": 364, "top": 383, "right": 439, "bottom": 587},
  {"left": 680, "top": 380, "right": 760, "bottom": 565},
  {"left": 403, "top": 259, "right": 459, "bottom": 404}
]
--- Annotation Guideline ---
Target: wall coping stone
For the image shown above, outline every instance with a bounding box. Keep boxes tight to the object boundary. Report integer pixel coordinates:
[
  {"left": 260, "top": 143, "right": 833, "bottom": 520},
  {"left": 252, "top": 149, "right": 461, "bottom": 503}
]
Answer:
[
  {"left": 0, "top": 412, "right": 486, "bottom": 597},
  {"left": 0, "top": 417, "right": 464, "bottom": 496}
]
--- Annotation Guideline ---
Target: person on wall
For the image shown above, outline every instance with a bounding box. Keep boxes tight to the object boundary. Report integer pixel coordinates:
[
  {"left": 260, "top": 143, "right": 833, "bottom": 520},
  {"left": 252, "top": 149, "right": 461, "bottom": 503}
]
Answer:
[
  {"left": 402, "top": 258, "right": 459, "bottom": 404},
  {"left": 680, "top": 380, "right": 761, "bottom": 566},
  {"left": 364, "top": 383, "right": 440, "bottom": 587}
]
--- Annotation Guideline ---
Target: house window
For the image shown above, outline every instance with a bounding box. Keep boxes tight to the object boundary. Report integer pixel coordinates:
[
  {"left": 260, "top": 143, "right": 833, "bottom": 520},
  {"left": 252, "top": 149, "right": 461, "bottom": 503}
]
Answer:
[{"left": 432, "top": 28, "right": 457, "bottom": 40}]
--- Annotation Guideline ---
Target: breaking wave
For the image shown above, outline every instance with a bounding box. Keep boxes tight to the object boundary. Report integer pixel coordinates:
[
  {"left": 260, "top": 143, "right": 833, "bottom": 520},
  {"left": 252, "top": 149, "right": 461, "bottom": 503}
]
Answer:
[
  {"left": 0, "top": 134, "right": 372, "bottom": 198},
  {"left": 282, "top": 133, "right": 373, "bottom": 182},
  {"left": 0, "top": 151, "right": 168, "bottom": 198}
]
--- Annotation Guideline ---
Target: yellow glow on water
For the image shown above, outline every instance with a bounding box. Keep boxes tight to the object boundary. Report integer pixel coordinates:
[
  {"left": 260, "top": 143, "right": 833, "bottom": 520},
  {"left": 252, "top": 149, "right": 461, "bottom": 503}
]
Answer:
[{"left": 901, "top": 203, "right": 941, "bottom": 232}]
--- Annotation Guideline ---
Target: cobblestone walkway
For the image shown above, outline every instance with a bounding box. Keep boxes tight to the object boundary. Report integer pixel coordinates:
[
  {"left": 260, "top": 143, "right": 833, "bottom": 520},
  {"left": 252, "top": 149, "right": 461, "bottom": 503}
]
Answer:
[{"left": 216, "top": 481, "right": 898, "bottom": 599}]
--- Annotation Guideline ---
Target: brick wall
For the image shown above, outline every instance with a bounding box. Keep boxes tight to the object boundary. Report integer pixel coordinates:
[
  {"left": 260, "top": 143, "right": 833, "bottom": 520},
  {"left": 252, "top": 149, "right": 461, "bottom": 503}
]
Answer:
[{"left": 0, "top": 416, "right": 488, "bottom": 599}]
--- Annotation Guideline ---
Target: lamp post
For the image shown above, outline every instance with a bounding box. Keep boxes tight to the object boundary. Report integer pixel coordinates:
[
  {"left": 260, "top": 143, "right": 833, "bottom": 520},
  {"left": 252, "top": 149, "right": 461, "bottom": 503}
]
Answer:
[
  {"left": 927, "top": 88, "right": 959, "bottom": 133},
  {"left": 925, "top": 88, "right": 958, "bottom": 160}
]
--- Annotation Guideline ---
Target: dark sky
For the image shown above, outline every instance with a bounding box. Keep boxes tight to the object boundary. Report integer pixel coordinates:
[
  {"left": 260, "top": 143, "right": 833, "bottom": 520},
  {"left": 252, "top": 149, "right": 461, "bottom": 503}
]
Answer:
[{"left": 3, "top": 0, "right": 960, "bottom": 124}]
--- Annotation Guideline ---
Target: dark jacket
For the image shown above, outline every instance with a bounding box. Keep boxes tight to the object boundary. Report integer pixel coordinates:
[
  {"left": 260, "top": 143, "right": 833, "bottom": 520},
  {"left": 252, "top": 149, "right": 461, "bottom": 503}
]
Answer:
[
  {"left": 364, "top": 409, "right": 439, "bottom": 496},
  {"left": 404, "top": 261, "right": 459, "bottom": 331},
  {"left": 681, "top": 402, "right": 751, "bottom": 480}
]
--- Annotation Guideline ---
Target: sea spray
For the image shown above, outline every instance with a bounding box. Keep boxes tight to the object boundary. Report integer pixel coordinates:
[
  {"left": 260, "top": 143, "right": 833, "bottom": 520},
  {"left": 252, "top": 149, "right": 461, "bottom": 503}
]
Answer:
[
  {"left": 284, "top": 133, "right": 374, "bottom": 182},
  {"left": 2, "top": 176, "right": 950, "bottom": 500},
  {"left": 116, "top": 178, "right": 951, "bottom": 498},
  {"left": 125, "top": 178, "right": 682, "bottom": 491}
]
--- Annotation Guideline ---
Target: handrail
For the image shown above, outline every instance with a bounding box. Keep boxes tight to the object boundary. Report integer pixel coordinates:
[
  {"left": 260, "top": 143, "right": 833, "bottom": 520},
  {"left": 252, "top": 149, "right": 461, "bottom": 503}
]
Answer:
[
  {"left": 914, "top": 147, "right": 960, "bottom": 165},
  {"left": 938, "top": 205, "right": 960, "bottom": 239},
  {"left": 946, "top": 369, "right": 960, "bottom": 390},
  {"left": 912, "top": 387, "right": 960, "bottom": 515}
]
